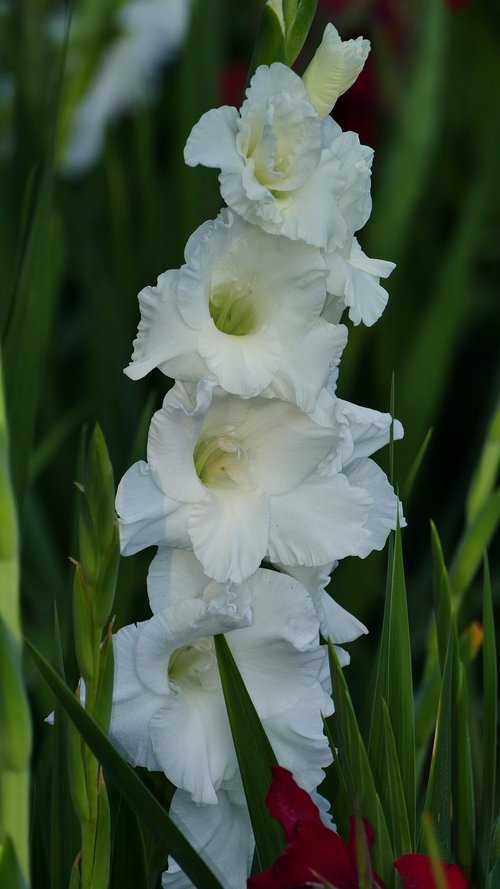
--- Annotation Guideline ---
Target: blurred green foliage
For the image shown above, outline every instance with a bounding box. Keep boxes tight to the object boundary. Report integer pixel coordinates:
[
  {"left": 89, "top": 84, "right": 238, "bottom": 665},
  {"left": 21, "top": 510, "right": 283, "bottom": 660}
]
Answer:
[{"left": 0, "top": 0, "right": 499, "bottom": 885}]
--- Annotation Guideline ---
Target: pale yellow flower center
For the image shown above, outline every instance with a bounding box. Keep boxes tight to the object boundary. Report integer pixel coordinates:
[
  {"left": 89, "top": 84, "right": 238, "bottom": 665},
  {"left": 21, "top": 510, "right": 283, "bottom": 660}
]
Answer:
[
  {"left": 168, "top": 637, "right": 214, "bottom": 687},
  {"left": 209, "top": 279, "right": 258, "bottom": 335},
  {"left": 193, "top": 428, "right": 246, "bottom": 488}
]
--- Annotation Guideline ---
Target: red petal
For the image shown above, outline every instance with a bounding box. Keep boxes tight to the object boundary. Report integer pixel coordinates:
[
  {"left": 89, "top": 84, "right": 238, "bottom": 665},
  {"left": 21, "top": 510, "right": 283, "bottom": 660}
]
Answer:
[
  {"left": 265, "top": 767, "right": 323, "bottom": 841},
  {"left": 394, "top": 854, "right": 469, "bottom": 889}
]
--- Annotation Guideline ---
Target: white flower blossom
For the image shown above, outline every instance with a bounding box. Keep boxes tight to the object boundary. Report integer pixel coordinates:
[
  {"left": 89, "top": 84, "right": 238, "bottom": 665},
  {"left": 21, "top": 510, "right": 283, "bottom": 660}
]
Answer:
[
  {"left": 125, "top": 209, "right": 347, "bottom": 410},
  {"left": 184, "top": 63, "right": 373, "bottom": 249},
  {"left": 116, "top": 381, "right": 401, "bottom": 583},
  {"left": 109, "top": 557, "right": 334, "bottom": 803},
  {"left": 323, "top": 237, "right": 396, "bottom": 326}
]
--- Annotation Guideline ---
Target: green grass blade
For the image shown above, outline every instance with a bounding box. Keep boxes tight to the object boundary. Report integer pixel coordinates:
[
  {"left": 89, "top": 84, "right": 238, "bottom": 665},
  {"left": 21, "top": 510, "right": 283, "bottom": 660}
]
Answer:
[
  {"left": 368, "top": 524, "right": 416, "bottom": 844},
  {"left": 453, "top": 661, "right": 475, "bottom": 877},
  {"left": 26, "top": 639, "right": 225, "bottom": 889},
  {"left": 327, "top": 640, "right": 394, "bottom": 885},
  {"left": 402, "top": 428, "right": 433, "bottom": 504},
  {"left": 477, "top": 556, "right": 498, "bottom": 885},
  {"left": 214, "top": 634, "right": 284, "bottom": 871},
  {"left": 466, "top": 399, "right": 500, "bottom": 525},
  {"left": 419, "top": 630, "right": 453, "bottom": 860},
  {"left": 380, "top": 701, "right": 412, "bottom": 856},
  {"left": 449, "top": 489, "right": 500, "bottom": 604}
]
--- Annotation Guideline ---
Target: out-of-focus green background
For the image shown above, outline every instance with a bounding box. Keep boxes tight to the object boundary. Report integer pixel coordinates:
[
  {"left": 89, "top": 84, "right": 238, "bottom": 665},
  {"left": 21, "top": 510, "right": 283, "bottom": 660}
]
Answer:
[{"left": 1, "top": 0, "right": 499, "bottom": 873}]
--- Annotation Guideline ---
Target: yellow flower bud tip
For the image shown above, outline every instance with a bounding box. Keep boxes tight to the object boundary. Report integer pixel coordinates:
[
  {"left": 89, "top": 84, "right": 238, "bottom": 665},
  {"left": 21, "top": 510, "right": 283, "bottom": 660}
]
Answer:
[
  {"left": 302, "top": 23, "right": 370, "bottom": 119},
  {"left": 470, "top": 620, "right": 484, "bottom": 656}
]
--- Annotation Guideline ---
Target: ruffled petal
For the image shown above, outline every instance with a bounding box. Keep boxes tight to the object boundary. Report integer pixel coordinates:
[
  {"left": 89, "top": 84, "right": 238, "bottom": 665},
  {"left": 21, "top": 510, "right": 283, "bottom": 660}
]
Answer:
[
  {"left": 344, "top": 458, "right": 405, "bottom": 556},
  {"left": 268, "top": 473, "right": 372, "bottom": 566},
  {"left": 162, "top": 789, "right": 254, "bottom": 889},
  {"left": 188, "top": 487, "right": 270, "bottom": 583},
  {"left": 124, "top": 270, "right": 197, "bottom": 380},
  {"left": 116, "top": 461, "right": 190, "bottom": 556},
  {"left": 184, "top": 105, "right": 241, "bottom": 170},
  {"left": 147, "top": 547, "right": 208, "bottom": 612},
  {"left": 148, "top": 387, "right": 206, "bottom": 503}
]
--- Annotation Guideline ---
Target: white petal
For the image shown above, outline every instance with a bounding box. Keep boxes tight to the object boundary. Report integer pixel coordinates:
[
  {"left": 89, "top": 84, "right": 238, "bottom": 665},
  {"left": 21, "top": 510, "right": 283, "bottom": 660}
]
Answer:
[
  {"left": 342, "top": 239, "right": 395, "bottom": 326},
  {"left": 303, "top": 24, "right": 370, "bottom": 118},
  {"left": 184, "top": 105, "right": 241, "bottom": 170},
  {"left": 335, "top": 398, "right": 404, "bottom": 463},
  {"left": 147, "top": 547, "right": 208, "bottom": 612},
  {"left": 262, "top": 681, "right": 334, "bottom": 792},
  {"left": 197, "top": 324, "right": 282, "bottom": 397},
  {"left": 268, "top": 472, "right": 373, "bottom": 565},
  {"left": 320, "top": 592, "right": 368, "bottom": 643},
  {"left": 109, "top": 623, "right": 163, "bottom": 770},
  {"left": 148, "top": 396, "right": 206, "bottom": 504},
  {"left": 188, "top": 487, "right": 270, "bottom": 583},
  {"left": 265, "top": 320, "right": 347, "bottom": 412},
  {"left": 162, "top": 790, "right": 253, "bottom": 889},
  {"left": 116, "top": 461, "right": 190, "bottom": 556},
  {"left": 124, "top": 270, "right": 197, "bottom": 380},
  {"left": 150, "top": 689, "right": 236, "bottom": 804},
  {"left": 344, "top": 458, "right": 405, "bottom": 556}
]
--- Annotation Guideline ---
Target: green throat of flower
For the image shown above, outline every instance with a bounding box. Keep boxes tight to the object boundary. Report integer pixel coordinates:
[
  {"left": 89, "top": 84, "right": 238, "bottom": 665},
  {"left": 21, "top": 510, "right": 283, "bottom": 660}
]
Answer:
[
  {"left": 209, "top": 280, "right": 258, "bottom": 335},
  {"left": 193, "top": 429, "right": 244, "bottom": 488},
  {"left": 168, "top": 638, "right": 214, "bottom": 687}
]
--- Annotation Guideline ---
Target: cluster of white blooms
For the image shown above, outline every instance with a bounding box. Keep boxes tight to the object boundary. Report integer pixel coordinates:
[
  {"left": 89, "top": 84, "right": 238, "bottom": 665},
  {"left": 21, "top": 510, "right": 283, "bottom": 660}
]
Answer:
[{"left": 112, "top": 22, "right": 403, "bottom": 889}]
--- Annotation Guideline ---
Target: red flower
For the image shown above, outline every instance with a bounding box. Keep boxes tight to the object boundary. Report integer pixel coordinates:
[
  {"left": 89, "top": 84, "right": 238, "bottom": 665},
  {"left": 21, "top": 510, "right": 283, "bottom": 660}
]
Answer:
[
  {"left": 247, "top": 767, "right": 386, "bottom": 889},
  {"left": 394, "top": 854, "right": 468, "bottom": 889}
]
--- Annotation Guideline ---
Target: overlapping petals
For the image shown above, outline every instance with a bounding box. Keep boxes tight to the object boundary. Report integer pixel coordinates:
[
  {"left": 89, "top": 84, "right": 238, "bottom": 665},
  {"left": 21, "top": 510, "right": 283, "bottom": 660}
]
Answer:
[
  {"left": 109, "top": 558, "right": 334, "bottom": 804},
  {"left": 116, "top": 381, "right": 402, "bottom": 583},
  {"left": 125, "top": 209, "right": 347, "bottom": 409},
  {"left": 184, "top": 62, "right": 373, "bottom": 249}
]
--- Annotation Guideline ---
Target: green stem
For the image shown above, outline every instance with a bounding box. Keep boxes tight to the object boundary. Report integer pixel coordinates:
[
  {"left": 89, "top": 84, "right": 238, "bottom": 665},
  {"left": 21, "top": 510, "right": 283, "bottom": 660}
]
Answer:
[{"left": 0, "top": 355, "right": 32, "bottom": 885}]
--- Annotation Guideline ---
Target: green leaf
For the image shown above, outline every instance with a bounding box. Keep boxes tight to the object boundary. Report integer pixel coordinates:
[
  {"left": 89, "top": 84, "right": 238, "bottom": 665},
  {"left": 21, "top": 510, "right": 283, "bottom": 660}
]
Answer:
[
  {"left": 477, "top": 556, "right": 498, "bottom": 885},
  {"left": 214, "top": 634, "right": 284, "bottom": 871},
  {"left": 419, "top": 630, "right": 453, "bottom": 860},
  {"left": 402, "top": 428, "right": 433, "bottom": 504},
  {"left": 283, "top": 0, "right": 318, "bottom": 66},
  {"left": 368, "top": 525, "right": 416, "bottom": 844},
  {"left": 247, "top": 3, "right": 286, "bottom": 79},
  {"left": 327, "top": 641, "right": 394, "bottom": 885},
  {"left": 452, "top": 662, "right": 474, "bottom": 877},
  {"left": 110, "top": 800, "right": 149, "bottom": 889},
  {"left": 380, "top": 701, "right": 412, "bottom": 856},
  {"left": 449, "top": 489, "right": 500, "bottom": 604},
  {"left": 0, "top": 836, "right": 29, "bottom": 889},
  {"left": 26, "top": 639, "right": 225, "bottom": 889},
  {"left": 466, "top": 399, "right": 500, "bottom": 524}
]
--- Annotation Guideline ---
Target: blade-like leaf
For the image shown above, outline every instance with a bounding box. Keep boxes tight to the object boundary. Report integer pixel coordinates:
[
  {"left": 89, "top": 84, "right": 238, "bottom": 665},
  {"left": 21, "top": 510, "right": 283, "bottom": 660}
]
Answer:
[
  {"left": 26, "top": 639, "right": 225, "bottom": 889},
  {"left": 368, "top": 524, "right": 416, "bottom": 844},
  {"left": 419, "top": 631, "right": 453, "bottom": 860},
  {"left": 380, "top": 701, "right": 412, "bottom": 856},
  {"left": 478, "top": 556, "right": 498, "bottom": 885},
  {"left": 466, "top": 400, "right": 500, "bottom": 524},
  {"left": 449, "top": 489, "right": 500, "bottom": 604},
  {"left": 214, "top": 634, "right": 284, "bottom": 871},
  {"left": 327, "top": 641, "right": 394, "bottom": 885},
  {"left": 402, "top": 428, "right": 433, "bottom": 504}
]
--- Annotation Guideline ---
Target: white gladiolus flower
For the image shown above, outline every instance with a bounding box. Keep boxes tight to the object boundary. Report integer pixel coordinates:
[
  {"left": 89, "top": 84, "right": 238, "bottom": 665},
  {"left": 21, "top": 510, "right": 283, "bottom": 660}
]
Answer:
[
  {"left": 162, "top": 788, "right": 254, "bottom": 889},
  {"left": 125, "top": 209, "right": 347, "bottom": 410},
  {"left": 302, "top": 23, "right": 370, "bottom": 119},
  {"left": 184, "top": 63, "right": 373, "bottom": 249},
  {"left": 109, "top": 559, "right": 334, "bottom": 804},
  {"left": 116, "top": 381, "right": 401, "bottom": 583},
  {"left": 323, "top": 237, "right": 396, "bottom": 326},
  {"left": 61, "top": 0, "right": 192, "bottom": 174}
]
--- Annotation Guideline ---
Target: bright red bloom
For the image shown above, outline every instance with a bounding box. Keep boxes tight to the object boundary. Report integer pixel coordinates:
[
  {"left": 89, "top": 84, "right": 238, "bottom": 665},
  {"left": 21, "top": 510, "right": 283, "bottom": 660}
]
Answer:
[
  {"left": 247, "top": 767, "right": 386, "bottom": 889},
  {"left": 394, "top": 854, "right": 468, "bottom": 889}
]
